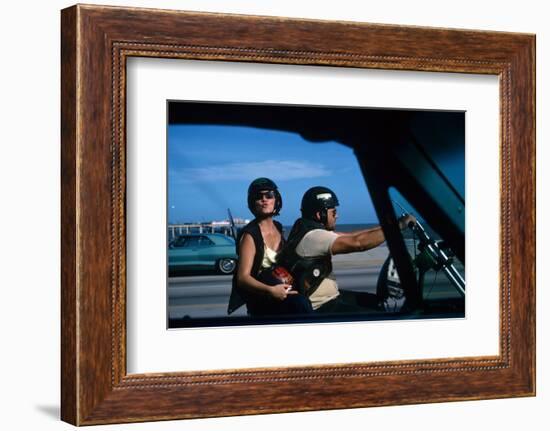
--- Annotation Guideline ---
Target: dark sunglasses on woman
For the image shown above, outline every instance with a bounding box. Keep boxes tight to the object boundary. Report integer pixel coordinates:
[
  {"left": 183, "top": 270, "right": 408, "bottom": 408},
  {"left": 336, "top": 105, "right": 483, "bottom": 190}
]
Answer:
[{"left": 253, "top": 190, "right": 275, "bottom": 200}]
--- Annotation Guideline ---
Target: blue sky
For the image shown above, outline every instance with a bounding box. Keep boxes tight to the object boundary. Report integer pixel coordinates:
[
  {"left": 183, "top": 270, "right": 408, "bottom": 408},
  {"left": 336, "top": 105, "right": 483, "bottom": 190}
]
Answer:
[
  {"left": 168, "top": 124, "right": 377, "bottom": 225},
  {"left": 168, "top": 122, "right": 465, "bottom": 226}
]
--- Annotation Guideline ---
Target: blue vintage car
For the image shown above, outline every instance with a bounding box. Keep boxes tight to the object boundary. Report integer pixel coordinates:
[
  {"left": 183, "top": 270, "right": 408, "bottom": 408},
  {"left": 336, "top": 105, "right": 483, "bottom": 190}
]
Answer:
[{"left": 168, "top": 233, "right": 238, "bottom": 275}]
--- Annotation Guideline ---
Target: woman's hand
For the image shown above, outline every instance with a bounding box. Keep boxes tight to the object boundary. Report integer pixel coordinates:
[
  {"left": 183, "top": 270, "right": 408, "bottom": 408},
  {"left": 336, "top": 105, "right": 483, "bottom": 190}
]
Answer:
[{"left": 269, "top": 284, "right": 297, "bottom": 301}]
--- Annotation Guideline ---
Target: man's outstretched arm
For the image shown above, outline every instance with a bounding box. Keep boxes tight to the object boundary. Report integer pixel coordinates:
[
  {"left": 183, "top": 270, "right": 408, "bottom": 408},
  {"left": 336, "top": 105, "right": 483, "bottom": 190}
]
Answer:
[{"left": 331, "top": 215, "right": 416, "bottom": 255}]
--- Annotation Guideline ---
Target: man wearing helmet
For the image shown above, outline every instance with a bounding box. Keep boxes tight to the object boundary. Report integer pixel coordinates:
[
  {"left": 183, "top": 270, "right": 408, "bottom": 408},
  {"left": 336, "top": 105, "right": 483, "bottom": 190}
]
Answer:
[{"left": 278, "top": 186, "right": 415, "bottom": 313}]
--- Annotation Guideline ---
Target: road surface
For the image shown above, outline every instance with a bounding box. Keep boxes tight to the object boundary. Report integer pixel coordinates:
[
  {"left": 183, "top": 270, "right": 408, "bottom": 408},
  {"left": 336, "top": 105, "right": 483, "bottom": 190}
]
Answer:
[{"left": 168, "top": 267, "right": 463, "bottom": 320}]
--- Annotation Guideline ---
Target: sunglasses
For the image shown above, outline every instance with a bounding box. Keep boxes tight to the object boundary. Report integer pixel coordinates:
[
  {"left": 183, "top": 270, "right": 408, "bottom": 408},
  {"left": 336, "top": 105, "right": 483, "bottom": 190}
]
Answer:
[{"left": 253, "top": 190, "right": 275, "bottom": 200}]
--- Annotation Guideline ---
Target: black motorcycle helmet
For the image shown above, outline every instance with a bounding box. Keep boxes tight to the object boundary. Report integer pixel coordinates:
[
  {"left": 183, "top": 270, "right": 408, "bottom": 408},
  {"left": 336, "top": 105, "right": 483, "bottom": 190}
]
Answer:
[
  {"left": 301, "top": 186, "right": 339, "bottom": 223},
  {"left": 247, "top": 177, "right": 282, "bottom": 216}
]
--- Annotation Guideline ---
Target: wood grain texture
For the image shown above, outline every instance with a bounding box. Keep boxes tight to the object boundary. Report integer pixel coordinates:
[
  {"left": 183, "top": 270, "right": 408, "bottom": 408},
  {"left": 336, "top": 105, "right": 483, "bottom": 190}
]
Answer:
[
  {"left": 60, "top": 4, "right": 536, "bottom": 425},
  {"left": 60, "top": 5, "right": 78, "bottom": 425}
]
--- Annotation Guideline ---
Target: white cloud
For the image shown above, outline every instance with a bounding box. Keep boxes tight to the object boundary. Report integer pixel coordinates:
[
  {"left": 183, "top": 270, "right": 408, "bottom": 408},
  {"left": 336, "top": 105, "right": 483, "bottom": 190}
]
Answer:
[{"left": 170, "top": 160, "right": 331, "bottom": 183}]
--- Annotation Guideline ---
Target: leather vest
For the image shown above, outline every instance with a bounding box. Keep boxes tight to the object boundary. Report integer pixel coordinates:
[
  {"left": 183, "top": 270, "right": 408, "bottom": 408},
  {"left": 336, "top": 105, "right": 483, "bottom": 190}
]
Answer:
[
  {"left": 277, "top": 218, "right": 333, "bottom": 297},
  {"left": 227, "top": 219, "right": 283, "bottom": 314}
]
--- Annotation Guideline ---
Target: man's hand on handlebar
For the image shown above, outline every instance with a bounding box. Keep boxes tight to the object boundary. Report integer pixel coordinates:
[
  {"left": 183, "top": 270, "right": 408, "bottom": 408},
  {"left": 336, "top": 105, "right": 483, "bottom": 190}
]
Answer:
[{"left": 398, "top": 214, "right": 417, "bottom": 230}]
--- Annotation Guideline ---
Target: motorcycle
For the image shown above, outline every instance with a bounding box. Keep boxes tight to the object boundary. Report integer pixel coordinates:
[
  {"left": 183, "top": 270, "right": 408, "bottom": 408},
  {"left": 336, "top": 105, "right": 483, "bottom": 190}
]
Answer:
[{"left": 377, "top": 201, "right": 465, "bottom": 315}]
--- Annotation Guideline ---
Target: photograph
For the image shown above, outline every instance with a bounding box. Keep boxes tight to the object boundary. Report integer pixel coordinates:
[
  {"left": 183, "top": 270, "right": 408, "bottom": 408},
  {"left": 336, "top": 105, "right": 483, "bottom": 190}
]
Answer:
[{"left": 167, "top": 101, "right": 466, "bottom": 328}]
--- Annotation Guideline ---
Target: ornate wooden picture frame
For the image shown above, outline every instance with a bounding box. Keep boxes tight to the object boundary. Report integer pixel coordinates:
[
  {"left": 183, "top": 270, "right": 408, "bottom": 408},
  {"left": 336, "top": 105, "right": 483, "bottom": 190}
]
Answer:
[{"left": 61, "top": 4, "right": 535, "bottom": 425}]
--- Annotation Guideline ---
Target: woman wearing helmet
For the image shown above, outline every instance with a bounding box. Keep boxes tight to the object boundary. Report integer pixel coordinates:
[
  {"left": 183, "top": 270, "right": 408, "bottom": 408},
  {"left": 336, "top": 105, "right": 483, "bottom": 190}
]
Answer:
[{"left": 228, "top": 178, "right": 312, "bottom": 317}]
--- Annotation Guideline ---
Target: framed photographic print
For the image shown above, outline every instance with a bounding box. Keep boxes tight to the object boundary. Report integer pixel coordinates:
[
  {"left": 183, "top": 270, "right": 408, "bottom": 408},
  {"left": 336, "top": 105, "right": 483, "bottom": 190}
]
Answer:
[{"left": 61, "top": 4, "right": 535, "bottom": 425}]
